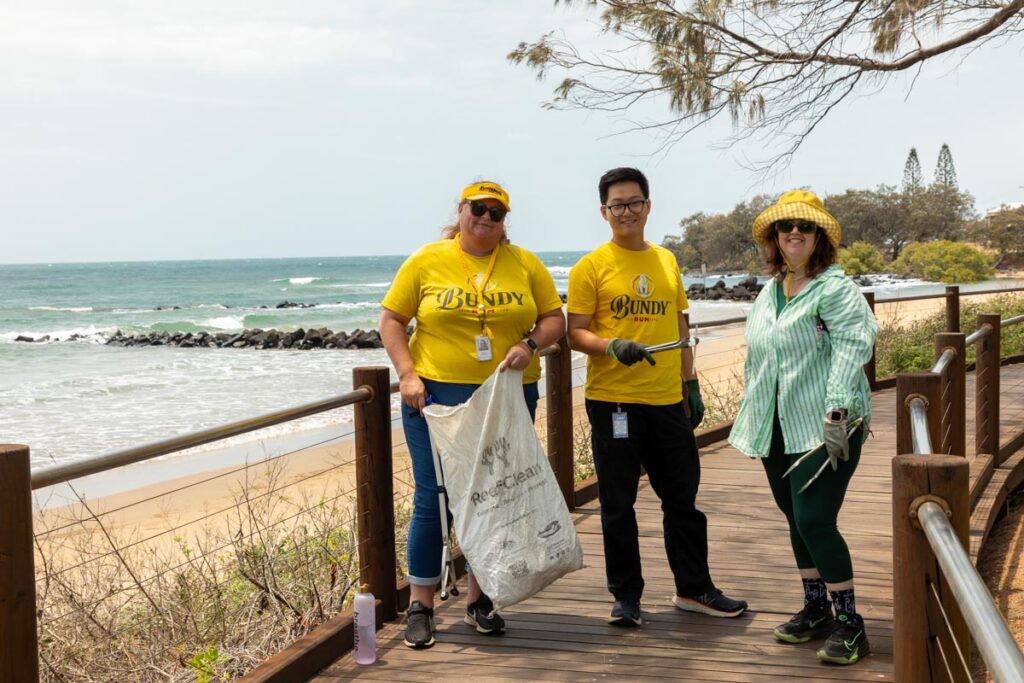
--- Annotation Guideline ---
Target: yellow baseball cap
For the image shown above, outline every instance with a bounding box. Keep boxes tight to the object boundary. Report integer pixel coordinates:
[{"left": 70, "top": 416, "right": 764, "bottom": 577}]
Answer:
[{"left": 460, "top": 181, "right": 511, "bottom": 211}]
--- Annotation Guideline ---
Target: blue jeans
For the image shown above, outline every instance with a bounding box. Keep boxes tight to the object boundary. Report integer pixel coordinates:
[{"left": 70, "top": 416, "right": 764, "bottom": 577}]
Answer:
[{"left": 401, "top": 377, "right": 539, "bottom": 586}]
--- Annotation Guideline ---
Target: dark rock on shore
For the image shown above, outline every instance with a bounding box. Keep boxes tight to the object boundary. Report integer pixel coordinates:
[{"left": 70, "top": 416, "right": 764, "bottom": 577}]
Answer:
[
  {"left": 96, "top": 326, "right": 385, "bottom": 350},
  {"left": 686, "top": 276, "right": 763, "bottom": 302}
]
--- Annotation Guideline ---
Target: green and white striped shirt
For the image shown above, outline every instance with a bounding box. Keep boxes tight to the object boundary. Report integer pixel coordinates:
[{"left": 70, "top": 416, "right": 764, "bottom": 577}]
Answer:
[{"left": 728, "top": 265, "right": 879, "bottom": 458}]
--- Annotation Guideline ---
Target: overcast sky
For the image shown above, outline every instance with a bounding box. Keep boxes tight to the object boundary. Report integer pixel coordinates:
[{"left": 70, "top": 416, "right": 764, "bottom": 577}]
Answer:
[{"left": 2, "top": 1, "right": 1022, "bottom": 264}]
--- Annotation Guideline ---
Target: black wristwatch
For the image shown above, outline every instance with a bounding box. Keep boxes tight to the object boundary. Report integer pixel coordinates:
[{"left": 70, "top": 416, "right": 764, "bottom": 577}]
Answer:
[
  {"left": 523, "top": 338, "right": 538, "bottom": 354},
  {"left": 826, "top": 408, "right": 847, "bottom": 424}
]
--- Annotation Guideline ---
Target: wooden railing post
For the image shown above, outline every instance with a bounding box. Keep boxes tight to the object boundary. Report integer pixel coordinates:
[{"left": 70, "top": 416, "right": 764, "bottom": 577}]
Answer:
[
  {"left": 896, "top": 373, "right": 943, "bottom": 455},
  {"left": 975, "top": 314, "right": 1001, "bottom": 461},
  {"left": 545, "top": 335, "right": 575, "bottom": 511},
  {"left": 893, "top": 454, "right": 971, "bottom": 683},
  {"left": 945, "top": 285, "right": 960, "bottom": 333},
  {"left": 935, "top": 332, "right": 967, "bottom": 457},
  {"left": 352, "top": 367, "right": 397, "bottom": 621},
  {"left": 863, "top": 292, "right": 877, "bottom": 391},
  {"left": 0, "top": 444, "right": 40, "bottom": 683}
]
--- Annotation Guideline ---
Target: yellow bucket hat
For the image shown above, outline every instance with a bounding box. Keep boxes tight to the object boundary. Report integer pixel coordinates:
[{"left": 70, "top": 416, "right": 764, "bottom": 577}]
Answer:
[
  {"left": 460, "top": 181, "right": 511, "bottom": 211},
  {"left": 752, "top": 190, "right": 840, "bottom": 249}
]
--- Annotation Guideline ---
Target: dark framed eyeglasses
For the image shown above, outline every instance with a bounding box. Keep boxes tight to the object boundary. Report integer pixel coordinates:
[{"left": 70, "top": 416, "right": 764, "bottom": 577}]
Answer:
[
  {"left": 466, "top": 200, "right": 507, "bottom": 222},
  {"left": 603, "top": 199, "right": 648, "bottom": 217},
  {"left": 773, "top": 220, "right": 818, "bottom": 235}
]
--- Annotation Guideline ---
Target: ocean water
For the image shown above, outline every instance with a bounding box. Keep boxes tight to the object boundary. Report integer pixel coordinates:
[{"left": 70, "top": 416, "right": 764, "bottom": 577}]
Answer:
[{"left": 2, "top": 254, "right": 1019, "bottom": 471}]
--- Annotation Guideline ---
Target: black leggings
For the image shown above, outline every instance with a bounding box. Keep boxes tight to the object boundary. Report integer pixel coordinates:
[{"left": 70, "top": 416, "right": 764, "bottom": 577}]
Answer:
[{"left": 760, "top": 409, "right": 862, "bottom": 584}]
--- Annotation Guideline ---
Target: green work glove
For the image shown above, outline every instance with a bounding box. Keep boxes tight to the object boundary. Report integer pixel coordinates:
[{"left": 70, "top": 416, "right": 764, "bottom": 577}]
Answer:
[
  {"left": 823, "top": 420, "right": 850, "bottom": 470},
  {"left": 606, "top": 338, "right": 656, "bottom": 367},
  {"left": 685, "top": 379, "right": 705, "bottom": 429}
]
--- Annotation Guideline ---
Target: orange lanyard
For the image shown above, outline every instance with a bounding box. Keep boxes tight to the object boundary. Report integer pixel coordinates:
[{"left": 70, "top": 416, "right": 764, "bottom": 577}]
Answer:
[{"left": 455, "top": 233, "right": 500, "bottom": 338}]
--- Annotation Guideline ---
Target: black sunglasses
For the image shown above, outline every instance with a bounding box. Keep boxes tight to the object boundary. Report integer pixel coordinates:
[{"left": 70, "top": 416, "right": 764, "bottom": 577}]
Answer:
[
  {"left": 467, "top": 200, "right": 507, "bottom": 222},
  {"left": 773, "top": 220, "right": 818, "bottom": 235}
]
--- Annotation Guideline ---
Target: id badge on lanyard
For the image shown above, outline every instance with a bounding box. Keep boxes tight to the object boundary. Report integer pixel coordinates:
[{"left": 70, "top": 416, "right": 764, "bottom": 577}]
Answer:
[
  {"left": 612, "top": 405, "right": 629, "bottom": 439},
  {"left": 475, "top": 333, "right": 493, "bottom": 361}
]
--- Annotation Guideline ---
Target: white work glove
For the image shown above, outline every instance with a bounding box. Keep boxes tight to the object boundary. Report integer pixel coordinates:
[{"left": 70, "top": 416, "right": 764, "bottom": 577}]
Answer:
[{"left": 822, "top": 420, "right": 850, "bottom": 471}]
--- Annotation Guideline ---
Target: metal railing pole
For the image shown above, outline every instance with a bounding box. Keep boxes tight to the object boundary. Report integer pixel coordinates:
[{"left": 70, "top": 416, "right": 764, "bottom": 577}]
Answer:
[
  {"left": 893, "top": 454, "right": 971, "bottom": 683},
  {"left": 353, "top": 367, "right": 397, "bottom": 621},
  {"left": 864, "top": 292, "right": 877, "bottom": 391},
  {"left": 918, "top": 503, "right": 1024, "bottom": 682},
  {"left": 545, "top": 335, "right": 575, "bottom": 511},
  {"left": 0, "top": 444, "right": 40, "bottom": 683},
  {"left": 936, "top": 333, "right": 967, "bottom": 457},
  {"left": 975, "top": 314, "right": 1002, "bottom": 461},
  {"left": 897, "top": 373, "right": 942, "bottom": 456},
  {"left": 946, "top": 285, "right": 960, "bottom": 333}
]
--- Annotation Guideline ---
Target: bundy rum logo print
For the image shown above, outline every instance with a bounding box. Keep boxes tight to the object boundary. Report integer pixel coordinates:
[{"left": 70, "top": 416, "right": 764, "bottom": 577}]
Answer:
[
  {"left": 610, "top": 272, "right": 670, "bottom": 321},
  {"left": 435, "top": 274, "right": 527, "bottom": 311},
  {"left": 632, "top": 273, "right": 654, "bottom": 299}
]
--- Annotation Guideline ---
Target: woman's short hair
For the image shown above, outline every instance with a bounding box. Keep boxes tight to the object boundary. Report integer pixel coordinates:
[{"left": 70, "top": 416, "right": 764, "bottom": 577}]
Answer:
[{"left": 762, "top": 222, "right": 837, "bottom": 279}]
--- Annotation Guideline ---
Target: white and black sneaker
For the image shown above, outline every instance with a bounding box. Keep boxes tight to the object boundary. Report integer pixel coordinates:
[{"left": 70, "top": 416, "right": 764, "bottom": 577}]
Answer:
[
  {"left": 404, "top": 600, "right": 436, "bottom": 649},
  {"left": 464, "top": 594, "right": 506, "bottom": 634},
  {"left": 609, "top": 598, "right": 643, "bottom": 627}
]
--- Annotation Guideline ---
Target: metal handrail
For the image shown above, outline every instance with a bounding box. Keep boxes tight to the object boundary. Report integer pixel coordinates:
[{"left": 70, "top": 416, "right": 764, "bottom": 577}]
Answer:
[
  {"left": 875, "top": 285, "right": 1024, "bottom": 305},
  {"left": 1002, "top": 313, "right": 1024, "bottom": 328},
  {"left": 932, "top": 348, "right": 956, "bottom": 375},
  {"left": 31, "top": 387, "right": 373, "bottom": 490},
  {"left": 908, "top": 397, "right": 933, "bottom": 455},
  {"left": 918, "top": 502, "right": 1024, "bottom": 682},
  {"left": 965, "top": 324, "right": 994, "bottom": 345}
]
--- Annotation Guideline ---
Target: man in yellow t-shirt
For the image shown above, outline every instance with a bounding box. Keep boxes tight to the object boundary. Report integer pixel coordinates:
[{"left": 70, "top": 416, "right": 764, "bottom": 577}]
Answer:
[{"left": 567, "top": 167, "right": 747, "bottom": 627}]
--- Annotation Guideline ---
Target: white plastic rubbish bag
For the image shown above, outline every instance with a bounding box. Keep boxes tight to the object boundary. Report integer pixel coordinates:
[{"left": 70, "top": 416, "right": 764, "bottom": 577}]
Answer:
[{"left": 423, "top": 368, "right": 584, "bottom": 611}]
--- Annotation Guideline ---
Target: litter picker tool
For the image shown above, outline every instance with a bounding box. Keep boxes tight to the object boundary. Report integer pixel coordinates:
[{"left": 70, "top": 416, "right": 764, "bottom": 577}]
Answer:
[
  {"left": 426, "top": 430, "right": 460, "bottom": 600},
  {"left": 782, "top": 417, "right": 864, "bottom": 494},
  {"left": 643, "top": 337, "right": 699, "bottom": 354}
]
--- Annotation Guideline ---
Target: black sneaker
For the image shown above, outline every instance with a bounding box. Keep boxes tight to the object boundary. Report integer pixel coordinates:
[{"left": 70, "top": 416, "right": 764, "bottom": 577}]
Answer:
[
  {"left": 608, "top": 598, "right": 643, "bottom": 627},
  {"left": 403, "top": 600, "right": 435, "bottom": 649},
  {"left": 773, "top": 601, "right": 834, "bottom": 644},
  {"left": 464, "top": 594, "right": 506, "bottom": 635},
  {"left": 817, "top": 613, "right": 871, "bottom": 665},
  {"left": 672, "top": 588, "right": 748, "bottom": 618}
]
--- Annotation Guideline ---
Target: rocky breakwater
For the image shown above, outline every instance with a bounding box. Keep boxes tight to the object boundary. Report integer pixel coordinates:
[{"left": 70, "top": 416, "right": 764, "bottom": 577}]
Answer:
[
  {"left": 103, "top": 327, "right": 384, "bottom": 350},
  {"left": 686, "top": 276, "right": 764, "bottom": 302}
]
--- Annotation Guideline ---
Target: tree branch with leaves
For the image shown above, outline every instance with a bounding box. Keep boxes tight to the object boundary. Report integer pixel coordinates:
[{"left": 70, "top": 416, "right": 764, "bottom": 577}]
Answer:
[{"left": 509, "top": 0, "right": 1024, "bottom": 168}]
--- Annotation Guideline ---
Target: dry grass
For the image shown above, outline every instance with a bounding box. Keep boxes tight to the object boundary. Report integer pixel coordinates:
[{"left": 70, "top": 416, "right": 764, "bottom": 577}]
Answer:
[
  {"left": 33, "top": 461, "right": 412, "bottom": 682},
  {"left": 971, "top": 487, "right": 1024, "bottom": 683}
]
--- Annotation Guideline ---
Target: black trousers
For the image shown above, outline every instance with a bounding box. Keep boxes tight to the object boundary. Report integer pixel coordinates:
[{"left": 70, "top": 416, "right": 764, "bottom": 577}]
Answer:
[{"left": 586, "top": 399, "right": 714, "bottom": 601}]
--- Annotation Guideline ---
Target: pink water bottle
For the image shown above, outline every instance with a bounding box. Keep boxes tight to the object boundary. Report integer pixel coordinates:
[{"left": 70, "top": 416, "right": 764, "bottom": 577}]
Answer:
[{"left": 353, "top": 583, "right": 376, "bottom": 665}]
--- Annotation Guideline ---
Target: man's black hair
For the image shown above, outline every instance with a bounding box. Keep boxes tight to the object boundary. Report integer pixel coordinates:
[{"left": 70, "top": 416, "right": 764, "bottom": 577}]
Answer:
[{"left": 598, "top": 167, "right": 650, "bottom": 205}]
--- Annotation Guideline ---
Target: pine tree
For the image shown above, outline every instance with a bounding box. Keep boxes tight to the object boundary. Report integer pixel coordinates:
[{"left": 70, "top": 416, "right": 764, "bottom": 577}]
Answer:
[
  {"left": 934, "top": 143, "right": 958, "bottom": 187},
  {"left": 903, "top": 147, "right": 923, "bottom": 191}
]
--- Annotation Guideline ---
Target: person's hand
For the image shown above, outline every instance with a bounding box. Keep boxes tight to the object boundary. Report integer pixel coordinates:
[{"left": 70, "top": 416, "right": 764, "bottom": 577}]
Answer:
[
  {"left": 823, "top": 419, "right": 850, "bottom": 470},
  {"left": 685, "top": 379, "right": 705, "bottom": 429},
  {"left": 399, "top": 372, "right": 427, "bottom": 411},
  {"left": 606, "top": 338, "right": 656, "bottom": 367},
  {"left": 499, "top": 342, "right": 532, "bottom": 372}
]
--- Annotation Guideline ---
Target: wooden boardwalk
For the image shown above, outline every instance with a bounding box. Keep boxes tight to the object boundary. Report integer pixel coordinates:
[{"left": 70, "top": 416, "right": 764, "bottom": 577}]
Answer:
[{"left": 317, "top": 365, "right": 1024, "bottom": 682}]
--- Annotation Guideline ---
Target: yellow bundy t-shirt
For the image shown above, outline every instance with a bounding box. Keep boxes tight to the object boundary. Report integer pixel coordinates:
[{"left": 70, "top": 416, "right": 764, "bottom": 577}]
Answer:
[
  {"left": 568, "top": 241, "right": 688, "bottom": 405},
  {"left": 382, "top": 239, "right": 563, "bottom": 384}
]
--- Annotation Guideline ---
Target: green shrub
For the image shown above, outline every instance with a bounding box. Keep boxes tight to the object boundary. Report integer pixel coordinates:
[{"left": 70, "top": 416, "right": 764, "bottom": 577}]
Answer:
[
  {"left": 838, "top": 241, "right": 886, "bottom": 275},
  {"left": 876, "top": 294, "right": 1024, "bottom": 376},
  {"left": 893, "top": 241, "right": 994, "bottom": 283}
]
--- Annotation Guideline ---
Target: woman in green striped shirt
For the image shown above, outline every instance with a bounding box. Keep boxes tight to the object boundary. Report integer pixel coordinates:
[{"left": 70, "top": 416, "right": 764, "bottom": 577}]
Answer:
[{"left": 729, "top": 190, "right": 878, "bottom": 666}]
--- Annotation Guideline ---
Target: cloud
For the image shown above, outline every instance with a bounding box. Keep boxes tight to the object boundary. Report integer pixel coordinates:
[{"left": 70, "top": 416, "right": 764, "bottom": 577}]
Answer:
[{"left": 0, "top": 3, "right": 406, "bottom": 93}]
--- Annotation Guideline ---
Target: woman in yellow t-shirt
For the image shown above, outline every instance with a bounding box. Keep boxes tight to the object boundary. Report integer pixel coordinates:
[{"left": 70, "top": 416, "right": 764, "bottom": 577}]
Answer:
[{"left": 379, "top": 180, "right": 565, "bottom": 649}]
